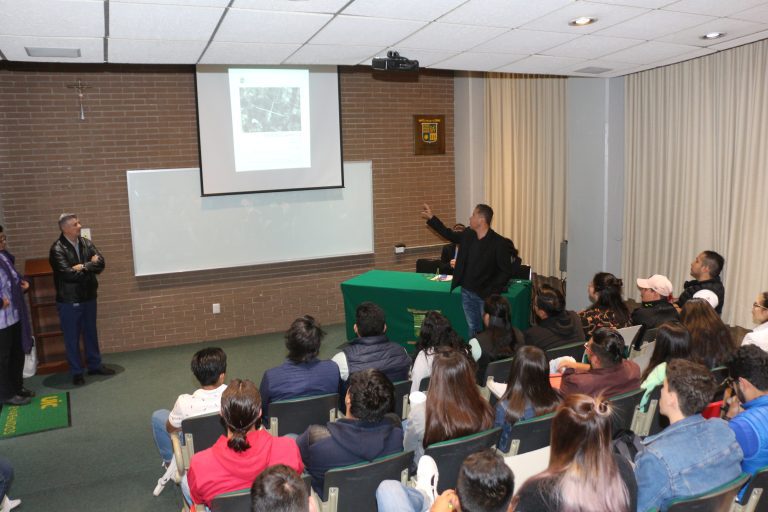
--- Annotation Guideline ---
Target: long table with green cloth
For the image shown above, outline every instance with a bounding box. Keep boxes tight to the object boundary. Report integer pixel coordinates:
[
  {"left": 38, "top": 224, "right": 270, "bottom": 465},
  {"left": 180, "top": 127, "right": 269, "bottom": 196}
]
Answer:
[{"left": 340, "top": 270, "right": 532, "bottom": 348}]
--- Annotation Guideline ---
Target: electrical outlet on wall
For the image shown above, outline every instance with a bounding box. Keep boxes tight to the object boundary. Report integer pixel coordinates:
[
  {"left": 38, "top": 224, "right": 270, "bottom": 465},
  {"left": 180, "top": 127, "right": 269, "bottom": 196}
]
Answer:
[{"left": 212, "top": 303, "right": 221, "bottom": 314}]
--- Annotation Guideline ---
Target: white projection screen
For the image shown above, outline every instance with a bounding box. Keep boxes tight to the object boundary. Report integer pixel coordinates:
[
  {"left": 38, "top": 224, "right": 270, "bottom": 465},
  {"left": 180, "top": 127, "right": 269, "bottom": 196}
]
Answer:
[{"left": 196, "top": 65, "right": 343, "bottom": 196}]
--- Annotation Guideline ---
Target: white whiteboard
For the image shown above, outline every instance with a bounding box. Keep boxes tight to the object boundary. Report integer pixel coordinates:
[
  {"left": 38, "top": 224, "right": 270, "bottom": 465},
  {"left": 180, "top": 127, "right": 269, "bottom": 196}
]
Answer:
[{"left": 126, "top": 162, "right": 373, "bottom": 276}]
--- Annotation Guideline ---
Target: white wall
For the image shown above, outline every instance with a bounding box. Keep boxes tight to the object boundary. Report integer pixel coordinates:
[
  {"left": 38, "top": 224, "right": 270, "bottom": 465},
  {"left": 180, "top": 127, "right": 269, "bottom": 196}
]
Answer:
[{"left": 454, "top": 72, "right": 486, "bottom": 223}]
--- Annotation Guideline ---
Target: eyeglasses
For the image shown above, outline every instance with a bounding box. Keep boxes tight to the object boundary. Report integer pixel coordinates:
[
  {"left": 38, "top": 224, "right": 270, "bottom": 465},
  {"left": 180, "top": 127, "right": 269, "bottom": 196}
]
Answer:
[{"left": 753, "top": 303, "right": 767, "bottom": 310}]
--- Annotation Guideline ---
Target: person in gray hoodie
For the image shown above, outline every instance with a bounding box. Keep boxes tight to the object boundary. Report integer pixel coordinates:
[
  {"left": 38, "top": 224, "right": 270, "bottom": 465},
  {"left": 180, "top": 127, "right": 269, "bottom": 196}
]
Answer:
[
  {"left": 524, "top": 285, "right": 585, "bottom": 351},
  {"left": 296, "top": 368, "right": 403, "bottom": 499}
]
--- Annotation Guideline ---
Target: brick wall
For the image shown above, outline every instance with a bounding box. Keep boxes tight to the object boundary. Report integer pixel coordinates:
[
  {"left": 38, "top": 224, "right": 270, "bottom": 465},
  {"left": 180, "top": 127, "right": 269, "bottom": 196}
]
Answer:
[{"left": 0, "top": 63, "right": 456, "bottom": 352}]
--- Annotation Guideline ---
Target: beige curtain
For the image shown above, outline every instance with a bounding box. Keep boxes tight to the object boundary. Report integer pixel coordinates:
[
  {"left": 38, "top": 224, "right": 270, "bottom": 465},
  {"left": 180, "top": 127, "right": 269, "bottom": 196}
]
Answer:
[
  {"left": 485, "top": 74, "right": 567, "bottom": 277},
  {"left": 623, "top": 40, "right": 768, "bottom": 327}
]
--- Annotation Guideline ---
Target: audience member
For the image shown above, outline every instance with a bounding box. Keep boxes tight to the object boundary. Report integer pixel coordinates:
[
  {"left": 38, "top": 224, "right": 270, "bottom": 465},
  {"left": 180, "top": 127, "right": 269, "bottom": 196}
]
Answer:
[
  {"left": 405, "top": 348, "right": 494, "bottom": 465},
  {"left": 741, "top": 292, "right": 768, "bottom": 351},
  {"left": 558, "top": 327, "right": 641, "bottom": 398},
  {"left": 259, "top": 315, "right": 340, "bottom": 419},
  {"left": 578, "top": 272, "right": 631, "bottom": 339},
  {"left": 185, "top": 379, "right": 303, "bottom": 508},
  {"left": 676, "top": 250, "right": 725, "bottom": 315},
  {"left": 376, "top": 449, "right": 514, "bottom": 512},
  {"left": 411, "top": 311, "right": 472, "bottom": 394},
  {"left": 331, "top": 302, "right": 410, "bottom": 385},
  {"left": 680, "top": 299, "right": 737, "bottom": 368},
  {"left": 631, "top": 274, "right": 679, "bottom": 329},
  {"left": 471, "top": 295, "right": 523, "bottom": 384},
  {"left": 297, "top": 368, "right": 402, "bottom": 498},
  {"left": 724, "top": 346, "right": 768, "bottom": 479},
  {"left": 692, "top": 289, "right": 719, "bottom": 310},
  {"left": 639, "top": 322, "right": 691, "bottom": 410},
  {"left": 250, "top": 464, "right": 317, "bottom": 512},
  {"left": 438, "top": 223, "right": 466, "bottom": 275},
  {"left": 151, "top": 347, "right": 228, "bottom": 496},
  {"left": 524, "top": 285, "right": 584, "bottom": 351},
  {"left": 635, "top": 359, "right": 742, "bottom": 512},
  {"left": 0, "top": 456, "right": 20, "bottom": 512},
  {"left": 495, "top": 346, "right": 561, "bottom": 453},
  {"left": 513, "top": 394, "right": 637, "bottom": 512}
]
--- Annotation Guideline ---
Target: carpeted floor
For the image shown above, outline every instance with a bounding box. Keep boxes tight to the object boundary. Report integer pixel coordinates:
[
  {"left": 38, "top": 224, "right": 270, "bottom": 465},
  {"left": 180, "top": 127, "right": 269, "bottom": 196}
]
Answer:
[{"left": 0, "top": 323, "right": 348, "bottom": 512}]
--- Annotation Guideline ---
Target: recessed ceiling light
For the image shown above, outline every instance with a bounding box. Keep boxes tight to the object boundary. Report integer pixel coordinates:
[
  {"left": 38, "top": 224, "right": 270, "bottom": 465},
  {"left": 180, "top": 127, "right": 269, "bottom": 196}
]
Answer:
[
  {"left": 701, "top": 32, "right": 726, "bottom": 40},
  {"left": 569, "top": 16, "right": 597, "bottom": 27}
]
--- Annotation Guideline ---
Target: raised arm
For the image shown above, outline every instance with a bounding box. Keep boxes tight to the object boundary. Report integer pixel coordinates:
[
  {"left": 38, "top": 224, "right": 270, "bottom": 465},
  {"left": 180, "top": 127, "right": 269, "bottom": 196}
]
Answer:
[{"left": 423, "top": 203, "right": 463, "bottom": 244}]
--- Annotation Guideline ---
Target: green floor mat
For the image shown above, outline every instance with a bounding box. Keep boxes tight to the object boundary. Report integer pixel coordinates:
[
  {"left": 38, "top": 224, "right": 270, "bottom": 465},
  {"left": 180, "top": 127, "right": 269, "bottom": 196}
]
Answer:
[{"left": 0, "top": 392, "right": 71, "bottom": 439}]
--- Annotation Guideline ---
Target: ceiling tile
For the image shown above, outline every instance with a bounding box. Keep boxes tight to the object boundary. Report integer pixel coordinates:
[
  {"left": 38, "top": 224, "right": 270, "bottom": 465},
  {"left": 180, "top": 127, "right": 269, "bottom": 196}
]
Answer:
[
  {"left": 709, "top": 28, "right": 768, "bottom": 50},
  {"left": 494, "top": 54, "right": 585, "bottom": 74},
  {"left": 730, "top": 4, "right": 768, "bottom": 24},
  {"left": 396, "top": 23, "right": 508, "bottom": 52},
  {"left": 110, "top": 3, "right": 224, "bottom": 41},
  {"left": 0, "top": 0, "right": 103, "bottom": 38},
  {"left": 647, "top": 46, "right": 716, "bottom": 66},
  {"left": 596, "top": 9, "right": 714, "bottom": 39},
  {"left": 309, "top": 15, "right": 427, "bottom": 46},
  {"left": 542, "top": 34, "right": 643, "bottom": 59},
  {"left": 111, "top": 0, "right": 230, "bottom": 6},
  {"left": 108, "top": 38, "right": 207, "bottom": 63},
  {"left": 378, "top": 48, "right": 458, "bottom": 67},
  {"left": 602, "top": 40, "right": 703, "bottom": 63},
  {"left": 664, "top": 0, "right": 768, "bottom": 17},
  {"left": 428, "top": 51, "right": 526, "bottom": 71},
  {"left": 232, "top": 0, "right": 348, "bottom": 13},
  {"left": 284, "top": 44, "right": 382, "bottom": 65},
  {"left": 341, "top": 0, "right": 467, "bottom": 22},
  {"left": 520, "top": 1, "right": 649, "bottom": 34},
  {"left": 473, "top": 29, "right": 580, "bottom": 54},
  {"left": 439, "top": 0, "right": 574, "bottom": 29},
  {"left": 587, "top": 0, "right": 676, "bottom": 7},
  {"left": 199, "top": 42, "right": 301, "bottom": 64},
  {"left": 0, "top": 35, "right": 103, "bottom": 62},
  {"left": 658, "top": 18, "right": 768, "bottom": 47},
  {"left": 215, "top": 9, "right": 332, "bottom": 44}
]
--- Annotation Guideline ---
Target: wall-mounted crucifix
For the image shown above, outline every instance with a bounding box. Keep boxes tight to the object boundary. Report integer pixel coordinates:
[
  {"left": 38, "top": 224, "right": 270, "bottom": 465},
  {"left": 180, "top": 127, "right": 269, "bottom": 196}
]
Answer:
[{"left": 66, "top": 79, "right": 91, "bottom": 120}]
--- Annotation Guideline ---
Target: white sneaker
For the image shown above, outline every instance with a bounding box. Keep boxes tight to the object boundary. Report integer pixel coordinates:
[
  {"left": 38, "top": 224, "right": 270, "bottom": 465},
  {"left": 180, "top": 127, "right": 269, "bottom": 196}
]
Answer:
[
  {"left": 415, "top": 455, "right": 439, "bottom": 506},
  {"left": 0, "top": 496, "right": 21, "bottom": 512},
  {"left": 153, "top": 458, "right": 178, "bottom": 496}
]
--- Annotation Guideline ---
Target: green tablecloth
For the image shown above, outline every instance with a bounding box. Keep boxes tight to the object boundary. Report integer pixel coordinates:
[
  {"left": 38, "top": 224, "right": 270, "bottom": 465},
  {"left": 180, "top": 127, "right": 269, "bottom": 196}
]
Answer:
[{"left": 340, "top": 270, "right": 532, "bottom": 347}]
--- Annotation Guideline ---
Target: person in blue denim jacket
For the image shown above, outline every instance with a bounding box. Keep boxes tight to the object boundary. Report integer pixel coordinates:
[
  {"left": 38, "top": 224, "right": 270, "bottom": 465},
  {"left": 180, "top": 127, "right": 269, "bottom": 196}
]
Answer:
[{"left": 635, "top": 359, "right": 743, "bottom": 512}]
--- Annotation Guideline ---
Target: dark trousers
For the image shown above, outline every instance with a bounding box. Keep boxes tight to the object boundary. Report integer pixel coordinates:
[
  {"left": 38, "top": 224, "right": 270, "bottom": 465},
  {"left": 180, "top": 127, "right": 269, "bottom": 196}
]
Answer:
[
  {"left": 0, "top": 455, "right": 13, "bottom": 500},
  {"left": 0, "top": 321, "right": 23, "bottom": 401},
  {"left": 57, "top": 300, "right": 102, "bottom": 375}
]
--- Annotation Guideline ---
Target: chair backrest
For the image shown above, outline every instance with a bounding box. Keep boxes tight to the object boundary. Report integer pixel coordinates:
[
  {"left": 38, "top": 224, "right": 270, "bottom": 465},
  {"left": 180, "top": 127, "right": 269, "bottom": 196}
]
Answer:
[
  {"left": 485, "top": 357, "right": 515, "bottom": 384},
  {"left": 502, "top": 412, "right": 555, "bottom": 456},
  {"left": 646, "top": 385, "right": 669, "bottom": 436},
  {"left": 617, "top": 325, "right": 644, "bottom": 353},
  {"left": 667, "top": 473, "right": 750, "bottom": 512},
  {"left": 181, "top": 412, "right": 227, "bottom": 455},
  {"left": 629, "top": 340, "right": 656, "bottom": 375},
  {"left": 608, "top": 388, "right": 645, "bottom": 433},
  {"left": 322, "top": 451, "right": 412, "bottom": 512},
  {"left": 424, "top": 427, "right": 502, "bottom": 492},
  {"left": 545, "top": 341, "right": 585, "bottom": 363},
  {"left": 269, "top": 393, "right": 339, "bottom": 436},
  {"left": 738, "top": 465, "right": 768, "bottom": 512},
  {"left": 392, "top": 380, "right": 412, "bottom": 419},
  {"left": 210, "top": 488, "right": 250, "bottom": 512},
  {"left": 642, "top": 327, "right": 658, "bottom": 343},
  {"left": 416, "top": 258, "right": 442, "bottom": 274}
]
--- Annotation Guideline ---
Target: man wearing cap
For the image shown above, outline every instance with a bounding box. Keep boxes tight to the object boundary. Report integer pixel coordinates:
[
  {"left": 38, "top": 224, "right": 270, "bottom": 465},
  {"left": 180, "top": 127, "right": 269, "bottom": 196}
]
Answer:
[
  {"left": 632, "top": 274, "right": 680, "bottom": 330},
  {"left": 676, "top": 250, "right": 725, "bottom": 315}
]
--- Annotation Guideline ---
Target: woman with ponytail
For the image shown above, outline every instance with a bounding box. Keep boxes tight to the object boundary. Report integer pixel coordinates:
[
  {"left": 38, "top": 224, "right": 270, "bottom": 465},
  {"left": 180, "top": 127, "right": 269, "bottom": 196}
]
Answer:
[
  {"left": 513, "top": 394, "right": 637, "bottom": 512},
  {"left": 578, "top": 272, "right": 631, "bottom": 339},
  {"left": 186, "top": 379, "right": 304, "bottom": 508},
  {"left": 471, "top": 295, "right": 523, "bottom": 384}
]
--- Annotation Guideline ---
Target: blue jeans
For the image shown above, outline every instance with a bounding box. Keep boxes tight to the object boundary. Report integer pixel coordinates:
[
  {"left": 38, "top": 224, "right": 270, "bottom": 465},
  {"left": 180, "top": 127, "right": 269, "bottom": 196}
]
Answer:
[
  {"left": 461, "top": 288, "right": 484, "bottom": 337},
  {"left": 0, "top": 456, "right": 13, "bottom": 500},
  {"left": 376, "top": 480, "right": 429, "bottom": 512},
  {"left": 152, "top": 409, "right": 175, "bottom": 464},
  {"left": 56, "top": 300, "right": 102, "bottom": 375}
]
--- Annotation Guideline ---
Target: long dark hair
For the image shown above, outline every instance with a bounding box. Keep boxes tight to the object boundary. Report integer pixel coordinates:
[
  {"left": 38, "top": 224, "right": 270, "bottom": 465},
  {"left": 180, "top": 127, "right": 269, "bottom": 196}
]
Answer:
[
  {"left": 221, "top": 379, "right": 261, "bottom": 453},
  {"left": 588, "top": 272, "right": 630, "bottom": 326},
  {"left": 483, "top": 295, "right": 517, "bottom": 358},
  {"left": 424, "top": 348, "right": 494, "bottom": 447},
  {"left": 681, "top": 299, "right": 737, "bottom": 368},
  {"left": 641, "top": 322, "right": 691, "bottom": 381},
  {"left": 500, "top": 346, "right": 561, "bottom": 424},
  {"left": 414, "top": 311, "right": 468, "bottom": 358}
]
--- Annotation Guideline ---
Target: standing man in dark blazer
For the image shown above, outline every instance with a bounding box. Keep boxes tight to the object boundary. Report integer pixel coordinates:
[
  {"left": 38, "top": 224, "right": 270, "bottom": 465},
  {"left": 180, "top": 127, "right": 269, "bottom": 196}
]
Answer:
[
  {"left": 49, "top": 213, "right": 114, "bottom": 385},
  {"left": 421, "top": 203, "right": 518, "bottom": 336}
]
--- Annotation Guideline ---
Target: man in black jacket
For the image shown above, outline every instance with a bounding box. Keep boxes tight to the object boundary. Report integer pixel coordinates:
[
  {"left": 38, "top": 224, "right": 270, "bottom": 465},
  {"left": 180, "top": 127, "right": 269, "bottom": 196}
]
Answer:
[
  {"left": 422, "top": 203, "right": 518, "bottom": 336},
  {"left": 676, "top": 250, "right": 726, "bottom": 315},
  {"left": 49, "top": 213, "right": 114, "bottom": 385},
  {"left": 632, "top": 274, "right": 679, "bottom": 329}
]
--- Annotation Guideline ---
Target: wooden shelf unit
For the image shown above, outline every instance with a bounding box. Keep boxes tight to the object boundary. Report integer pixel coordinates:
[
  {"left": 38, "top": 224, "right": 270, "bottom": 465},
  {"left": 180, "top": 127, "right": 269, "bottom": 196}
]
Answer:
[{"left": 24, "top": 257, "right": 69, "bottom": 374}]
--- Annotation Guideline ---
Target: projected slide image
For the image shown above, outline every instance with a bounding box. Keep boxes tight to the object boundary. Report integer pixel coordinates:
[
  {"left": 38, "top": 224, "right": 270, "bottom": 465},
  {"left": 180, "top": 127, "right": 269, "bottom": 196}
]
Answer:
[{"left": 239, "top": 87, "right": 302, "bottom": 133}]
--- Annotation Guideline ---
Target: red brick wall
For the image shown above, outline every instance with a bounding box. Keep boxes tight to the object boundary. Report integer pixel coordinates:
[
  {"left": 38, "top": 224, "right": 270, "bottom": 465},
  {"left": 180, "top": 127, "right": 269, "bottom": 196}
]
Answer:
[{"left": 0, "top": 63, "right": 455, "bottom": 352}]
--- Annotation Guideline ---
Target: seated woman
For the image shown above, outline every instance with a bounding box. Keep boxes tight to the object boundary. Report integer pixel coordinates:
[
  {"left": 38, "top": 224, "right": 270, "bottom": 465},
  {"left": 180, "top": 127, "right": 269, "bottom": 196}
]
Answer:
[
  {"left": 512, "top": 394, "right": 637, "bottom": 511},
  {"left": 639, "top": 321, "right": 690, "bottom": 409},
  {"left": 404, "top": 347, "right": 494, "bottom": 464},
  {"left": 681, "top": 299, "right": 737, "bottom": 368},
  {"left": 410, "top": 311, "right": 472, "bottom": 394},
  {"left": 524, "top": 285, "right": 585, "bottom": 351},
  {"left": 578, "top": 272, "right": 631, "bottom": 339},
  {"left": 558, "top": 327, "right": 641, "bottom": 398},
  {"left": 259, "top": 315, "right": 340, "bottom": 419},
  {"left": 471, "top": 295, "right": 523, "bottom": 384},
  {"left": 185, "top": 379, "right": 303, "bottom": 508},
  {"left": 740, "top": 291, "right": 768, "bottom": 351},
  {"left": 495, "top": 346, "right": 562, "bottom": 452}
]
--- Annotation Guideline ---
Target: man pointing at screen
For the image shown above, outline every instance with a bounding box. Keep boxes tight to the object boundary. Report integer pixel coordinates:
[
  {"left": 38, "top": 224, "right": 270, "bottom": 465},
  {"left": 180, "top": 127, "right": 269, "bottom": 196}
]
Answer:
[{"left": 421, "top": 203, "right": 518, "bottom": 336}]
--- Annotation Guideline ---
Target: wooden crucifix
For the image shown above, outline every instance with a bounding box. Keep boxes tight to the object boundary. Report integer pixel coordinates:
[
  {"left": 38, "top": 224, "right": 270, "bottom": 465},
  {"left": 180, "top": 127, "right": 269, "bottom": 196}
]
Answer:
[{"left": 66, "top": 79, "right": 91, "bottom": 120}]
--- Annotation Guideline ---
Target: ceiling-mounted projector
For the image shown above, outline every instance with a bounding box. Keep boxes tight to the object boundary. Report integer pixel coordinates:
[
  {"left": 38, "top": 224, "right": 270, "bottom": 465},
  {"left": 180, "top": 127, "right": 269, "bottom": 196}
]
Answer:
[{"left": 372, "top": 51, "right": 419, "bottom": 72}]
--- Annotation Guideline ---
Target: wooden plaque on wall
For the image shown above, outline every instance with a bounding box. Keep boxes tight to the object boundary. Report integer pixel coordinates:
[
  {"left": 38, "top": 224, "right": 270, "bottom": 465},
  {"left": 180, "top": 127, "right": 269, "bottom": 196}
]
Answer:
[{"left": 413, "top": 115, "right": 445, "bottom": 155}]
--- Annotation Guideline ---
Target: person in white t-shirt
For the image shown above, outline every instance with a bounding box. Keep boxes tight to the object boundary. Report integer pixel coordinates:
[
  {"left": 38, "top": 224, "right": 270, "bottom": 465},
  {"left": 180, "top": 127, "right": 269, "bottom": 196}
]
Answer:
[
  {"left": 742, "top": 292, "right": 768, "bottom": 351},
  {"left": 151, "top": 347, "right": 228, "bottom": 496}
]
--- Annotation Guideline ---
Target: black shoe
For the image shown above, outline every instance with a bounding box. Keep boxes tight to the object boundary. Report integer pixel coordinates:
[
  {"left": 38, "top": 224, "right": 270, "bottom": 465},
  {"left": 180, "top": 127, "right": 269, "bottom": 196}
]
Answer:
[
  {"left": 88, "top": 366, "right": 116, "bottom": 376},
  {"left": 73, "top": 374, "right": 85, "bottom": 386},
  {"left": 4, "top": 395, "right": 31, "bottom": 406},
  {"left": 19, "top": 387, "right": 35, "bottom": 398}
]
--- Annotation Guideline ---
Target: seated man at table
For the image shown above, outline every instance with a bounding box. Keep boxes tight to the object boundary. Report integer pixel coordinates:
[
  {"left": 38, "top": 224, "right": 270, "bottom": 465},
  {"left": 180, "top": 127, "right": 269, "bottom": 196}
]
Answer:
[{"left": 332, "top": 302, "right": 410, "bottom": 386}]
